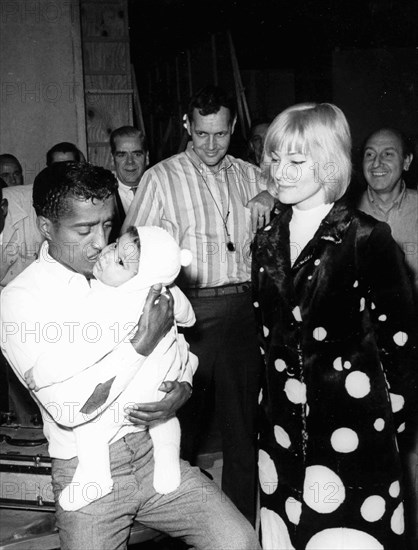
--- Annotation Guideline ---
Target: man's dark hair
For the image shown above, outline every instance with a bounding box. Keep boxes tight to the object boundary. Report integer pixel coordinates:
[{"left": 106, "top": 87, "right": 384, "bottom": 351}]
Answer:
[
  {"left": 33, "top": 162, "right": 117, "bottom": 222},
  {"left": 46, "top": 142, "right": 82, "bottom": 166},
  {"left": 0, "top": 153, "right": 22, "bottom": 168},
  {"left": 109, "top": 126, "right": 147, "bottom": 155},
  {"left": 362, "top": 127, "right": 412, "bottom": 158},
  {"left": 187, "top": 85, "right": 236, "bottom": 123}
]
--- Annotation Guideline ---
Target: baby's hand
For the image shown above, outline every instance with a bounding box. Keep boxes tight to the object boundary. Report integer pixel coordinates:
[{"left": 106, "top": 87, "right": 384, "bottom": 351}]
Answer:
[{"left": 24, "top": 367, "right": 39, "bottom": 391}]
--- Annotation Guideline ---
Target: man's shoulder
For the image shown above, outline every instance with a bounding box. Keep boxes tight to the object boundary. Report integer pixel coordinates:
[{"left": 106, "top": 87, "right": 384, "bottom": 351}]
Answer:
[
  {"left": 2, "top": 257, "right": 43, "bottom": 297},
  {"left": 3, "top": 184, "right": 34, "bottom": 209},
  {"left": 404, "top": 186, "right": 418, "bottom": 206},
  {"left": 227, "top": 155, "right": 261, "bottom": 171},
  {"left": 145, "top": 152, "right": 188, "bottom": 174}
]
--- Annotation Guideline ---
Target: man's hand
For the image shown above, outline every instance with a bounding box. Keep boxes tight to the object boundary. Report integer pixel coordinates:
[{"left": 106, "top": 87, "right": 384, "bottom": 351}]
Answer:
[
  {"left": 124, "top": 381, "right": 192, "bottom": 426},
  {"left": 130, "top": 284, "right": 174, "bottom": 356},
  {"left": 247, "top": 190, "right": 276, "bottom": 232},
  {"left": 24, "top": 367, "right": 39, "bottom": 391}
]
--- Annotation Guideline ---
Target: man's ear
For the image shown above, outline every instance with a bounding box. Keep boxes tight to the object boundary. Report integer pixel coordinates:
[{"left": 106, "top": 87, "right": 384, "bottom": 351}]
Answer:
[
  {"left": 37, "top": 215, "right": 54, "bottom": 240},
  {"left": 145, "top": 151, "right": 150, "bottom": 167},
  {"left": 231, "top": 116, "right": 237, "bottom": 134},
  {"left": 183, "top": 114, "right": 192, "bottom": 135},
  {"left": 403, "top": 153, "right": 413, "bottom": 172}
]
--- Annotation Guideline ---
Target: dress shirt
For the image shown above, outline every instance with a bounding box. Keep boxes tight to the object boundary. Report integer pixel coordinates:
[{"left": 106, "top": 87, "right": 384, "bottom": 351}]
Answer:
[
  {"left": 117, "top": 178, "right": 137, "bottom": 215},
  {"left": 0, "top": 242, "right": 190, "bottom": 459},
  {"left": 358, "top": 183, "right": 418, "bottom": 293},
  {"left": 123, "top": 142, "right": 266, "bottom": 288},
  {"left": 0, "top": 184, "right": 43, "bottom": 293}
]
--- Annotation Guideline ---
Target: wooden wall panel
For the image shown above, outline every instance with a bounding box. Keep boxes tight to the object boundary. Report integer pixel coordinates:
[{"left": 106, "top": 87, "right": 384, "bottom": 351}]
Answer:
[{"left": 80, "top": 0, "right": 133, "bottom": 169}]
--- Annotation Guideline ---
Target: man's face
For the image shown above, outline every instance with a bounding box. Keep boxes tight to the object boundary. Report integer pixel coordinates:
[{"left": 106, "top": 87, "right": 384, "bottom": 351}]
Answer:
[
  {"left": 41, "top": 195, "right": 115, "bottom": 278},
  {"left": 50, "top": 151, "right": 78, "bottom": 164},
  {"left": 112, "top": 136, "right": 148, "bottom": 187},
  {"left": 0, "top": 159, "right": 23, "bottom": 186},
  {"left": 186, "top": 107, "right": 236, "bottom": 171},
  {"left": 362, "top": 130, "right": 412, "bottom": 195}
]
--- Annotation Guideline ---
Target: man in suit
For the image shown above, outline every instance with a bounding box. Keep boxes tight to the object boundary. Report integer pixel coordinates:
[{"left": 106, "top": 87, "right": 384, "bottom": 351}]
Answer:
[{"left": 110, "top": 126, "right": 149, "bottom": 224}]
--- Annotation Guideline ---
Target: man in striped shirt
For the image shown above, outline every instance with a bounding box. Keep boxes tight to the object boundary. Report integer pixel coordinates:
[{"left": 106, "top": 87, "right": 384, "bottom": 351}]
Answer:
[{"left": 123, "top": 85, "right": 275, "bottom": 525}]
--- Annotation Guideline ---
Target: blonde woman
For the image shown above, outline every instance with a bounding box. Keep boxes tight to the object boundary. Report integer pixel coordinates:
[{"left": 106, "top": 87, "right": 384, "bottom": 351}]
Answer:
[{"left": 252, "top": 103, "right": 417, "bottom": 549}]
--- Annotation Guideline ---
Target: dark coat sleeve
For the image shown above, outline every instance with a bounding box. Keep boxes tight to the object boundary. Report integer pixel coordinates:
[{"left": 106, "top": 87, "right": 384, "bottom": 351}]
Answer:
[{"left": 359, "top": 221, "right": 418, "bottom": 432}]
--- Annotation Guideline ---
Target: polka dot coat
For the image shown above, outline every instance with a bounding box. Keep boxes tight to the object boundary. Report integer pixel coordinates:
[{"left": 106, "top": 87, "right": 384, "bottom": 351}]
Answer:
[{"left": 252, "top": 200, "right": 418, "bottom": 549}]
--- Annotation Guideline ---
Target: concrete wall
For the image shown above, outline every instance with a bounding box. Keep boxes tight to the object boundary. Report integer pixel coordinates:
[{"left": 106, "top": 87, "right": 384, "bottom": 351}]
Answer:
[{"left": 0, "top": 0, "right": 86, "bottom": 185}]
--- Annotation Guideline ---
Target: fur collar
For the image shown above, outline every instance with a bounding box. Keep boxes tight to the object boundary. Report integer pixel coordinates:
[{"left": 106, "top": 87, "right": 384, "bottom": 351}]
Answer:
[{"left": 254, "top": 199, "right": 354, "bottom": 307}]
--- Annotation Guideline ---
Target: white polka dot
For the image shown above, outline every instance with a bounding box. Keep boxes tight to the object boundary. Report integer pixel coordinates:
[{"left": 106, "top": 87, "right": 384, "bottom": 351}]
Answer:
[
  {"left": 330, "top": 428, "right": 359, "bottom": 453},
  {"left": 292, "top": 306, "right": 302, "bottom": 322},
  {"left": 263, "top": 325, "right": 269, "bottom": 337},
  {"left": 275, "top": 358, "right": 286, "bottom": 372},
  {"left": 333, "top": 357, "right": 343, "bottom": 371},
  {"left": 264, "top": 225, "right": 271, "bottom": 231},
  {"left": 306, "top": 528, "right": 383, "bottom": 549},
  {"left": 389, "top": 481, "right": 400, "bottom": 498},
  {"left": 371, "top": 302, "right": 376, "bottom": 310},
  {"left": 274, "top": 425, "right": 291, "bottom": 448},
  {"left": 314, "top": 259, "right": 321, "bottom": 266},
  {"left": 259, "top": 347, "right": 265, "bottom": 355},
  {"left": 378, "top": 314, "right": 387, "bottom": 321},
  {"left": 308, "top": 275, "right": 312, "bottom": 280},
  {"left": 313, "top": 327, "right": 327, "bottom": 341},
  {"left": 360, "top": 495, "right": 386, "bottom": 522},
  {"left": 259, "top": 267, "right": 264, "bottom": 272},
  {"left": 285, "top": 497, "right": 302, "bottom": 525},
  {"left": 353, "top": 280, "right": 359, "bottom": 288},
  {"left": 284, "top": 379, "right": 307, "bottom": 404},
  {"left": 343, "top": 361, "right": 351, "bottom": 370},
  {"left": 391, "top": 502, "right": 405, "bottom": 535},
  {"left": 390, "top": 393, "right": 405, "bottom": 413},
  {"left": 374, "top": 418, "right": 385, "bottom": 431},
  {"left": 260, "top": 508, "right": 295, "bottom": 550},
  {"left": 345, "top": 371, "right": 371, "bottom": 398},
  {"left": 303, "top": 465, "right": 345, "bottom": 513},
  {"left": 393, "top": 331, "right": 408, "bottom": 346},
  {"left": 258, "top": 389, "right": 263, "bottom": 404},
  {"left": 360, "top": 297, "right": 365, "bottom": 311},
  {"left": 306, "top": 403, "right": 310, "bottom": 416},
  {"left": 258, "top": 450, "right": 277, "bottom": 494},
  {"left": 253, "top": 301, "right": 259, "bottom": 308},
  {"left": 397, "top": 422, "right": 406, "bottom": 433}
]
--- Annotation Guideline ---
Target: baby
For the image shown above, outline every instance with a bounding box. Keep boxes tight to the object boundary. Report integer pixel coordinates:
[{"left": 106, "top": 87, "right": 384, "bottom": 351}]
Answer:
[{"left": 25, "top": 226, "right": 197, "bottom": 511}]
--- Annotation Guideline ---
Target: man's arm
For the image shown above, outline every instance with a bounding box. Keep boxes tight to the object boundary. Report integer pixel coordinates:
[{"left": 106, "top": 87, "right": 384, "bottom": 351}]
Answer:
[{"left": 1, "top": 284, "right": 174, "bottom": 427}]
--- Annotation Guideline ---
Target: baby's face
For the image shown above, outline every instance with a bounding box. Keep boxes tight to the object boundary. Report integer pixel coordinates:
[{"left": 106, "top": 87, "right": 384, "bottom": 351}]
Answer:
[{"left": 93, "top": 232, "right": 140, "bottom": 286}]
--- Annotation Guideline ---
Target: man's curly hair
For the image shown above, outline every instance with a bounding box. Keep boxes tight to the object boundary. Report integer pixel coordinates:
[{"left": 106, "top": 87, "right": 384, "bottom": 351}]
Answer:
[{"left": 33, "top": 161, "right": 117, "bottom": 222}]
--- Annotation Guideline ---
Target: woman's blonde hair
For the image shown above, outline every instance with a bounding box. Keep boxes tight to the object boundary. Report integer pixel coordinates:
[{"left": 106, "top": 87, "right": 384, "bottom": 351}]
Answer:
[{"left": 263, "top": 103, "right": 352, "bottom": 202}]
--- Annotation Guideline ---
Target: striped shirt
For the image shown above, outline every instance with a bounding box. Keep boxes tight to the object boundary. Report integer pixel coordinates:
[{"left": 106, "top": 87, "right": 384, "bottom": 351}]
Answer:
[{"left": 123, "top": 142, "right": 266, "bottom": 288}]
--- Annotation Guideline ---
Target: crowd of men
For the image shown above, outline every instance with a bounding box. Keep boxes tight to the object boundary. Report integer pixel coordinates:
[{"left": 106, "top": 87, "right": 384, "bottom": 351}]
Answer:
[{"left": 0, "top": 85, "right": 417, "bottom": 549}]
